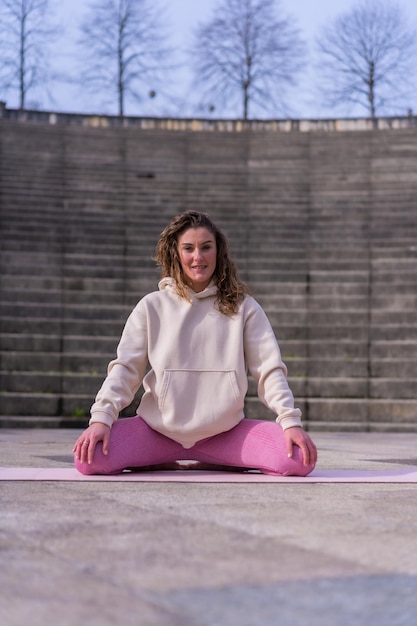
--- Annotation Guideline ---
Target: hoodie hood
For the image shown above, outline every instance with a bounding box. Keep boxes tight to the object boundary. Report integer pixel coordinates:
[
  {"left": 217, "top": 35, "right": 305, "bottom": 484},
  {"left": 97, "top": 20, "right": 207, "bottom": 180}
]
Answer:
[{"left": 158, "top": 277, "right": 218, "bottom": 299}]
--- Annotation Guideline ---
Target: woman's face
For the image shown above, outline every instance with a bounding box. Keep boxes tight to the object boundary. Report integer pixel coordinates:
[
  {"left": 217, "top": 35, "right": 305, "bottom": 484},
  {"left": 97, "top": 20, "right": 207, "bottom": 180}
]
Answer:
[{"left": 177, "top": 227, "right": 217, "bottom": 292}]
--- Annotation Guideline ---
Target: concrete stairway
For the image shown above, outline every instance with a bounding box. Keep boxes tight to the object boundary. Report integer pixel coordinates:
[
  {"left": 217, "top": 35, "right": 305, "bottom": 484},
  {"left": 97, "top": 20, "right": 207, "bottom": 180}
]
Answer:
[{"left": 1, "top": 116, "right": 416, "bottom": 431}]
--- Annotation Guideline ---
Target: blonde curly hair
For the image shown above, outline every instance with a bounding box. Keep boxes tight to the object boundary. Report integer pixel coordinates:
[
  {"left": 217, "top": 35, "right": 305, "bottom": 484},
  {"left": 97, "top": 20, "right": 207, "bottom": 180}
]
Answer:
[{"left": 155, "top": 211, "right": 250, "bottom": 315}]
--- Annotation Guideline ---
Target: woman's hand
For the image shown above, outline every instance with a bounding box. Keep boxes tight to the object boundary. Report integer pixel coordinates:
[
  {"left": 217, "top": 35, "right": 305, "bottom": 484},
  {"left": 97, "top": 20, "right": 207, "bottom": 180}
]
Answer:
[
  {"left": 73, "top": 422, "right": 111, "bottom": 465},
  {"left": 284, "top": 426, "right": 317, "bottom": 467}
]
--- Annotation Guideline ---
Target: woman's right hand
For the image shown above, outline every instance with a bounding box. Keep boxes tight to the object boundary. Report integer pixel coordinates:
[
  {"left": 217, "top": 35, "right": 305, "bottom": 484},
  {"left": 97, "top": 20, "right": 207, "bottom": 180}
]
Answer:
[{"left": 73, "top": 422, "right": 111, "bottom": 465}]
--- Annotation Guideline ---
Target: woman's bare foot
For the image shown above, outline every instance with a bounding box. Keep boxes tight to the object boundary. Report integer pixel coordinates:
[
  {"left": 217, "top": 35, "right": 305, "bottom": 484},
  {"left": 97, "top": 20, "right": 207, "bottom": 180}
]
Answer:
[
  {"left": 180, "top": 461, "right": 247, "bottom": 472},
  {"left": 126, "top": 461, "right": 248, "bottom": 472},
  {"left": 127, "top": 462, "right": 185, "bottom": 472}
]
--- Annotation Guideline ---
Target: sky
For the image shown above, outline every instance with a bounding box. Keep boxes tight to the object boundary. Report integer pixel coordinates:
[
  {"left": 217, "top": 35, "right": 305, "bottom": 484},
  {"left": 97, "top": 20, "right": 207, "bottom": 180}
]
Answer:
[{"left": 4, "top": 0, "right": 417, "bottom": 120}]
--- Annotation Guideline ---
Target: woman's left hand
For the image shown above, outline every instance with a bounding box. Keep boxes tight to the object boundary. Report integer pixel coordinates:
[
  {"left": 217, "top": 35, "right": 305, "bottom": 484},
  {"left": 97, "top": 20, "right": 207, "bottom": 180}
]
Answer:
[{"left": 284, "top": 426, "right": 317, "bottom": 467}]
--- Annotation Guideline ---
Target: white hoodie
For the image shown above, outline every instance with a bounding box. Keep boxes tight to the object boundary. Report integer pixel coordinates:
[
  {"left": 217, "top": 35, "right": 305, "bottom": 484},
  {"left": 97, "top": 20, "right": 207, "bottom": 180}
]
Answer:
[{"left": 90, "top": 278, "right": 302, "bottom": 448}]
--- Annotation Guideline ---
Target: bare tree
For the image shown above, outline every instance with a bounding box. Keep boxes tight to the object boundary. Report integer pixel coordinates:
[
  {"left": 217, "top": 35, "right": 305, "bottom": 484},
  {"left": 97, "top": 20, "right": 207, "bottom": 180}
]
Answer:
[
  {"left": 316, "top": 0, "right": 417, "bottom": 118},
  {"left": 190, "top": 0, "right": 306, "bottom": 120},
  {"left": 78, "top": 0, "right": 172, "bottom": 117},
  {"left": 0, "top": 0, "right": 61, "bottom": 109}
]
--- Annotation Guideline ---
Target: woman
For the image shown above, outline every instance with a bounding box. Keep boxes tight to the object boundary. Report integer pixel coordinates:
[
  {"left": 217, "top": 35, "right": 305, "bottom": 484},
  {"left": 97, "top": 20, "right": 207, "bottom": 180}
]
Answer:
[{"left": 74, "top": 211, "right": 317, "bottom": 475}]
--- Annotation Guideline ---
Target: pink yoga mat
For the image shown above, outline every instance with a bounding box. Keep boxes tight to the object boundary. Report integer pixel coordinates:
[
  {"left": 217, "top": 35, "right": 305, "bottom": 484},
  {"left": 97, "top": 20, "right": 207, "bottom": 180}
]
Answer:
[{"left": 1, "top": 467, "right": 417, "bottom": 482}]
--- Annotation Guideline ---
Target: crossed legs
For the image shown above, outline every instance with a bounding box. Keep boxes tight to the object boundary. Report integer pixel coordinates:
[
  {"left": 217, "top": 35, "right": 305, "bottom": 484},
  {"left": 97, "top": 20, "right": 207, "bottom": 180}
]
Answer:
[{"left": 74, "top": 416, "right": 315, "bottom": 477}]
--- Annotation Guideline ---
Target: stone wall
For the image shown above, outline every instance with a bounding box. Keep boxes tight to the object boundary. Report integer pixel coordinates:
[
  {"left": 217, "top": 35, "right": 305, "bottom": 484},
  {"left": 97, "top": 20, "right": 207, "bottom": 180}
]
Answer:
[{"left": 1, "top": 110, "right": 416, "bottom": 430}]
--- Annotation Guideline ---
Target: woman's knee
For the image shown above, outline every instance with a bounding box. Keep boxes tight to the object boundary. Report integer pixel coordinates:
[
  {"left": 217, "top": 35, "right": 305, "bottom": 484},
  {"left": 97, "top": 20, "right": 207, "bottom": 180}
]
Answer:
[
  {"left": 74, "top": 440, "right": 112, "bottom": 475},
  {"left": 262, "top": 443, "right": 316, "bottom": 476},
  {"left": 74, "top": 457, "right": 98, "bottom": 475},
  {"left": 245, "top": 420, "right": 316, "bottom": 476}
]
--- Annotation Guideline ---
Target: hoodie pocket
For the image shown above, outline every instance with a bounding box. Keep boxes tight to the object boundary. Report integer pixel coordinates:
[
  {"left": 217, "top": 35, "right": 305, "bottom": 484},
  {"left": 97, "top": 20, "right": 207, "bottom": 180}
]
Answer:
[{"left": 158, "top": 369, "right": 242, "bottom": 426}]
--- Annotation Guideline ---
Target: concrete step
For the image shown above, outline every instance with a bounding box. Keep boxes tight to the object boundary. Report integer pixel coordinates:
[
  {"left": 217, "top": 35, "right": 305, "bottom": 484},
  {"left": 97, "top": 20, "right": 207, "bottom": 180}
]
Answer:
[
  {"left": 305, "top": 398, "right": 417, "bottom": 426},
  {"left": 372, "top": 259, "right": 417, "bottom": 271},
  {"left": 0, "top": 317, "right": 126, "bottom": 335},
  {"left": 0, "top": 302, "right": 131, "bottom": 320},
  {"left": 244, "top": 396, "right": 417, "bottom": 431},
  {"left": 307, "top": 378, "right": 368, "bottom": 397},
  {"left": 0, "top": 392, "right": 61, "bottom": 417},
  {"left": 0, "top": 415, "right": 86, "bottom": 428},
  {"left": 372, "top": 297, "right": 417, "bottom": 310},
  {"left": 308, "top": 283, "right": 369, "bottom": 296},
  {"left": 371, "top": 325, "right": 417, "bottom": 340},
  {"left": 308, "top": 296, "right": 368, "bottom": 310},
  {"left": 1, "top": 239, "right": 121, "bottom": 255},
  {"left": 0, "top": 334, "right": 61, "bottom": 352},
  {"left": 372, "top": 271, "right": 417, "bottom": 284},
  {"left": 0, "top": 275, "right": 157, "bottom": 293},
  {"left": 307, "top": 326, "right": 368, "bottom": 341},
  {"left": 371, "top": 341, "right": 417, "bottom": 359},
  {"left": 369, "top": 379, "right": 417, "bottom": 399},
  {"left": 1, "top": 290, "right": 119, "bottom": 306},
  {"left": 309, "top": 271, "right": 369, "bottom": 283},
  {"left": 304, "top": 377, "right": 417, "bottom": 399},
  {"left": 0, "top": 351, "right": 112, "bottom": 373},
  {"left": 0, "top": 392, "right": 93, "bottom": 417},
  {"left": 371, "top": 359, "right": 417, "bottom": 378},
  {"left": 368, "top": 399, "right": 417, "bottom": 426},
  {"left": 307, "top": 341, "right": 368, "bottom": 358},
  {"left": 0, "top": 333, "right": 118, "bottom": 353},
  {"left": 0, "top": 371, "right": 103, "bottom": 394},
  {"left": 1, "top": 264, "right": 127, "bottom": 279},
  {"left": 309, "top": 311, "right": 369, "bottom": 324},
  {"left": 372, "top": 283, "right": 417, "bottom": 296},
  {"left": 307, "top": 359, "right": 368, "bottom": 377},
  {"left": 0, "top": 290, "right": 142, "bottom": 309},
  {"left": 241, "top": 270, "right": 308, "bottom": 283},
  {"left": 309, "top": 339, "right": 417, "bottom": 360}
]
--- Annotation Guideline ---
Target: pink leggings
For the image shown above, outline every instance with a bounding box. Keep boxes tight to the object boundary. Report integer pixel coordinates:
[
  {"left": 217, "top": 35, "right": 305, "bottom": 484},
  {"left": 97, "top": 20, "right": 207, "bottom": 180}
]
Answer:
[{"left": 74, "top": 416, "right": 315, "bottom": 476}]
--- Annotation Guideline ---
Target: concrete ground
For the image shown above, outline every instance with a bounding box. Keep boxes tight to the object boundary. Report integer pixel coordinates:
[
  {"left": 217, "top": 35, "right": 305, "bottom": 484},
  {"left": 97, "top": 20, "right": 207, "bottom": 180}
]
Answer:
[{"left": 1, "top": 429, "right": 417, "bottom": 626}]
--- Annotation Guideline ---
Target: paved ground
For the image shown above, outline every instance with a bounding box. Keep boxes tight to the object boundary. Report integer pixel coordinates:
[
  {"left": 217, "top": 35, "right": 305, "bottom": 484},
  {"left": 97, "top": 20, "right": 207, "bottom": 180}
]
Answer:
[{"left": 1, "top": 428, "right": 417, "bottom": 626}]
